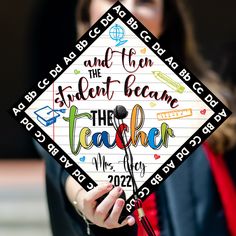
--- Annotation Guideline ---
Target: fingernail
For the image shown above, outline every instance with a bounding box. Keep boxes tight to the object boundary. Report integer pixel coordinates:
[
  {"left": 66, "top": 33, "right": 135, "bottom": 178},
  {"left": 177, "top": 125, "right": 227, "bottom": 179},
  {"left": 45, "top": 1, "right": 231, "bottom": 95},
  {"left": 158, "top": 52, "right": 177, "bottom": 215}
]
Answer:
[
  {"left": 117, "top": 186, "right": 123, "bottom": 193},
  {"left": 117, "top": 199, "right": 124, "bottom": 207},
  {"left": 127, "top": 216, "right": 135, "bottom": 226},
  {"left": 106, "top": 183, "right": 113, "bottom": 190}
]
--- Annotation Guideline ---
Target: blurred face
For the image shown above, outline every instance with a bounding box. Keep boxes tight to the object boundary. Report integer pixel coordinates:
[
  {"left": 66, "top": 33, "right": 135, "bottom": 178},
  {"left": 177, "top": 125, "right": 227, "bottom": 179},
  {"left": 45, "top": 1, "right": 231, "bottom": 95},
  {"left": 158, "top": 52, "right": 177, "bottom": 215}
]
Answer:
[{"left": 89, "top": 0, "right": 164, "bottom": 37}]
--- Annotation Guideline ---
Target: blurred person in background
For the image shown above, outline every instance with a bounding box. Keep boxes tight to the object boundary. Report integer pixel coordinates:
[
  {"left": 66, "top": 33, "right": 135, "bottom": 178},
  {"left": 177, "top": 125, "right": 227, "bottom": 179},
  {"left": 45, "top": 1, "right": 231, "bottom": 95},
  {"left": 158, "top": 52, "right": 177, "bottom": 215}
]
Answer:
[{"left": 33, "top": 0, "right": 236, "bottom": 236}]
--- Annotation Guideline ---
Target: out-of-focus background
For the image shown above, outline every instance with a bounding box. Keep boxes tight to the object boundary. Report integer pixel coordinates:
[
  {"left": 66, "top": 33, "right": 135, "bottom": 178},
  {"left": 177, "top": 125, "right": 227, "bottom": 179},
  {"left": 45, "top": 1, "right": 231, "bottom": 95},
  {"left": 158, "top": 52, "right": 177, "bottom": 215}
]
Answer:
[{"left": 1, "top": 0, "right": 236, "bottom": 235}]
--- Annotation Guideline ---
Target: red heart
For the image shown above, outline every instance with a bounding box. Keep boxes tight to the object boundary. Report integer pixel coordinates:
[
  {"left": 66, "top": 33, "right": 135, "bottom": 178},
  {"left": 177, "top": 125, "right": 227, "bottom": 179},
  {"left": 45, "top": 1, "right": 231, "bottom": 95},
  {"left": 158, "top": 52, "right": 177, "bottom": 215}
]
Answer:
[
  {"left": 154, "top": 154, "right": 160, "bottom": 160},
  {"left": 200, "top": 109, "right": 206, "bottom": 115}
]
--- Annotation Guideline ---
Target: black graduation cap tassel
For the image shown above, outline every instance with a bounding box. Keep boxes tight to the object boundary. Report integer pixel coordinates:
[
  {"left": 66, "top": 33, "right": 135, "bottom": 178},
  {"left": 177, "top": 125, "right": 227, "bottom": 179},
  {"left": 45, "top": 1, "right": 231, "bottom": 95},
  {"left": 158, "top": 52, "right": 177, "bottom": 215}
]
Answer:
[{"left": 113, "top": 105, "right": 156, "bottom": 236}]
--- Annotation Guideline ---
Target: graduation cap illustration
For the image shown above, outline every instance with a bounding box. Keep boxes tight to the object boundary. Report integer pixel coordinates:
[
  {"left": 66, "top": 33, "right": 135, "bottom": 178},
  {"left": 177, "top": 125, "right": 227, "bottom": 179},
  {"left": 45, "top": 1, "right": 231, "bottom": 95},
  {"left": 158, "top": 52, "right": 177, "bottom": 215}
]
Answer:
[
  {"left": 34, "top": 106, "right": 66, "bottom": 127},
  {"left": 10, "top": 1, "right": 231, "bottom": 233}
]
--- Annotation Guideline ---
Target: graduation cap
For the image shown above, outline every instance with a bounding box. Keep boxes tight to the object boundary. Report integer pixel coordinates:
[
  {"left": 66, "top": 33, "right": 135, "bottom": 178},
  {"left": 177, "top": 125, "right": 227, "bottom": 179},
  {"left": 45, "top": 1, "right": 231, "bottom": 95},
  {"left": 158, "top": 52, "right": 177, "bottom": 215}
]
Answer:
[
  {"left": 10, "top": 1, "right": 231, "bottom": 233},
  {"left": 34, "top": 106, "right": 66, "bottom": 127}
]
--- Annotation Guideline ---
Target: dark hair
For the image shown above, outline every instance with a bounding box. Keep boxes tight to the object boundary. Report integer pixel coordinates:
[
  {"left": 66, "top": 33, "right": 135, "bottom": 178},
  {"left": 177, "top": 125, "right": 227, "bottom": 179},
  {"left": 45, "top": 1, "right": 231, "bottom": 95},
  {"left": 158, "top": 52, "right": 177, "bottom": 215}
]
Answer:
[
  {"left": 159, "top": 0, "right": 209, "bottom": 76},
  {"left": 76, "top": 0, "right": 236, "bottom": 154}
]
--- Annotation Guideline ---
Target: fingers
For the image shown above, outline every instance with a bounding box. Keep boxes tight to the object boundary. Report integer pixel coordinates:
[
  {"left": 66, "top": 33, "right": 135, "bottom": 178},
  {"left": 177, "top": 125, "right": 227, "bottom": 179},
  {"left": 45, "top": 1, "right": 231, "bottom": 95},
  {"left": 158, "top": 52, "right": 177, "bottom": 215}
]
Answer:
[
  {"left": 104, "top": 198, "right": 136, "bottom": 229},
  {"left": 77, "top": 183, "right": 136, "bottom": 229},
  {"left": 95, "top": 186, "right": 123, "bottom": 219},
  {"left": 104, "top": 198, "right": 125, "bottom": 227},
  {"left": 84, "top": 183, "right": 113, "bottom": 205},
  {"left": 80, "top": 183, "right": 113, "bottom": 219}
]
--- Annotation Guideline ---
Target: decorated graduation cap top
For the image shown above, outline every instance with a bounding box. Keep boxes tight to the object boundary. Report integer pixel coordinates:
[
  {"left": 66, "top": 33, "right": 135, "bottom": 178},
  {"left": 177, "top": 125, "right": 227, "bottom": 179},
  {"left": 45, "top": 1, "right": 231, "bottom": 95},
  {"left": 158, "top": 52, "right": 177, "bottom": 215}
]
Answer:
[{"left": 10, "top": 1, "right": 231, "bottom": 219}]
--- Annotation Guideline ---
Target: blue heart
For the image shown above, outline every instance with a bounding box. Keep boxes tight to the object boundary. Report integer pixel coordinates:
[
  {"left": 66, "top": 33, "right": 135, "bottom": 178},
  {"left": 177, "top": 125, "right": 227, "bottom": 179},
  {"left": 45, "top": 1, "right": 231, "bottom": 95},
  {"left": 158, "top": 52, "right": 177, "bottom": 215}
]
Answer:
[{"left": 80, "top": 156, "right": 86, "bottom": 162}]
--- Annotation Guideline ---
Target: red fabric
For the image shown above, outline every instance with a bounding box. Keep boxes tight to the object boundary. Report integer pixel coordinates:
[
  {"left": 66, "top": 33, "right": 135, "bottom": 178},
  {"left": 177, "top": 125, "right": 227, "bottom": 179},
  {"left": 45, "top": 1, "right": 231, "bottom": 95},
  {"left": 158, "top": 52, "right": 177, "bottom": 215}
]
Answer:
[
  {"left": 203, "top": 142, "right": 236, "bottom": 236},
  {"left": 134, "top": 193, "right": 160, "bottom": 236}
]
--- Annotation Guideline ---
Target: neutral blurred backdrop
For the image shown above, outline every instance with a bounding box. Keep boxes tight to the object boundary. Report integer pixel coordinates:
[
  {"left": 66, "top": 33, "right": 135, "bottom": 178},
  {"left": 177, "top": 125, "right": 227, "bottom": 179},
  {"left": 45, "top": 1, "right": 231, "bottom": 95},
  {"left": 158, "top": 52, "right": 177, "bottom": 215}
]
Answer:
[{"left": 1, "top": 0, "right": 236, "bottom": 235}]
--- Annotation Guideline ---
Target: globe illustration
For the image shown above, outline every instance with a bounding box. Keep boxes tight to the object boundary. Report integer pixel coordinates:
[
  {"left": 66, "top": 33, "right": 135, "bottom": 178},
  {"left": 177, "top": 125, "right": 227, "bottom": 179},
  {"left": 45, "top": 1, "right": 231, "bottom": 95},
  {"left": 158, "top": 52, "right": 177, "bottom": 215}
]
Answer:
[
  {"left": 109, "top": 24, "right": 128, "bottom": 46},
  {"left": 109, "top": 24, "right": 125, "bottom": 41}
]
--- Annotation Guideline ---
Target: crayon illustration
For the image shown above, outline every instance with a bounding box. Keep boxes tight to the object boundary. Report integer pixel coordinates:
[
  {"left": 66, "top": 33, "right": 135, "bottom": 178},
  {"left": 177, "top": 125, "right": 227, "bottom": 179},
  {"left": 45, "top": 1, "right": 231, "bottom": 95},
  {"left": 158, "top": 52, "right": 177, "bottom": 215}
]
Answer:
[{"left": 152, "top": 71, "right": 185, "bottom": 93}]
